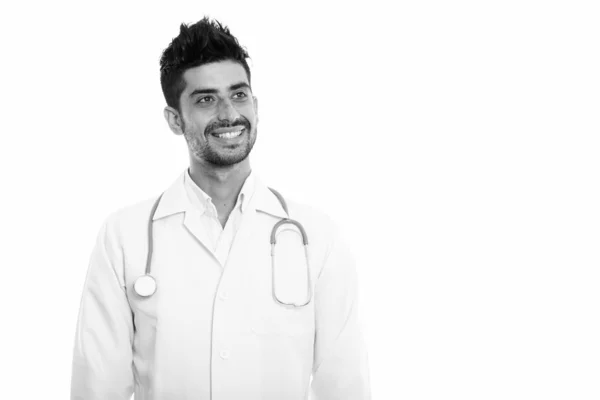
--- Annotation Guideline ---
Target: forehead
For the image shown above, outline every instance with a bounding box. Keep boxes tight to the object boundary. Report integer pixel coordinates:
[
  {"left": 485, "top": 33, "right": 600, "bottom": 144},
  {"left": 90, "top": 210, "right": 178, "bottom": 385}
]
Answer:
[{"left": 182, "top": 60, "right": 249, "bottom": 93}]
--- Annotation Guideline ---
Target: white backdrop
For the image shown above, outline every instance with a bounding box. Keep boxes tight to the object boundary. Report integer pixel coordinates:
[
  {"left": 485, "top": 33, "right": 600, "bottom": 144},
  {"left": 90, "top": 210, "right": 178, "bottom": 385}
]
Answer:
[{"left": 1, "top": 0, "right": 599, "bottom": 399}]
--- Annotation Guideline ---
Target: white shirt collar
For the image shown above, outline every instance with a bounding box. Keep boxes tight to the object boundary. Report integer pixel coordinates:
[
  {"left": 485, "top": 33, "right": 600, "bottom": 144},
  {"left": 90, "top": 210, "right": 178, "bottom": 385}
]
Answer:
[
  {"left": 153, "top": 169, "right": 287, "bottom": 221},
  {"left": 184, "top": 168, "right": 255, "bottom": 215}
]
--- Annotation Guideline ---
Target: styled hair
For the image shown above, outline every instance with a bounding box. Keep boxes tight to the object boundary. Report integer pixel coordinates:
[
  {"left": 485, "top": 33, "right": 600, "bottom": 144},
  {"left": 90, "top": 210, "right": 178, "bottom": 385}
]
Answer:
[{"left": 160, "top": 17, "right": 251, "bottom": 111}]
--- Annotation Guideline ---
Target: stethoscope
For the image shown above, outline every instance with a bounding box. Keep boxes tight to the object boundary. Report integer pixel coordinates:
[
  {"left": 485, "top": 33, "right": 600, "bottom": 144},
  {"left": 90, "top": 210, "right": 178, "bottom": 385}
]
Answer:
[{"left": 133, "top": 188, "right": 312, "bottom": 308}]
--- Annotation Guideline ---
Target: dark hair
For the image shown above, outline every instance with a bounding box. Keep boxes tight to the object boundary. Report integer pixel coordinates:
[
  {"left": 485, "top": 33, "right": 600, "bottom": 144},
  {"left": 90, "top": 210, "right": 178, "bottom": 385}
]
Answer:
[{"left": 160, "top": 17, "right": 251, "bottom": 111}]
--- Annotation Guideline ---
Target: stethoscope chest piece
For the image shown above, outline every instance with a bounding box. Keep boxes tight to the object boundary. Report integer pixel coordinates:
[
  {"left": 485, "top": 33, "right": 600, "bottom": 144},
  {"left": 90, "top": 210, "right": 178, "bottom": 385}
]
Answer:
[{"left": 134, "top": 274, "right": 157, "bottom": 297}]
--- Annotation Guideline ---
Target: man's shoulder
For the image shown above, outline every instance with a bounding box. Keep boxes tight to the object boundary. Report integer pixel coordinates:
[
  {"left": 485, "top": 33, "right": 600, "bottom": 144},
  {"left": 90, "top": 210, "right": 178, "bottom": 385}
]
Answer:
[
  {"left": 102, "top": 194, "right": 161, "bottom": 235},
  {"left": 281, "top": 196, "right": 340, "bottom": 244},
  {"left": 286, "top": 197, "right": 332, "bottom": 224}
]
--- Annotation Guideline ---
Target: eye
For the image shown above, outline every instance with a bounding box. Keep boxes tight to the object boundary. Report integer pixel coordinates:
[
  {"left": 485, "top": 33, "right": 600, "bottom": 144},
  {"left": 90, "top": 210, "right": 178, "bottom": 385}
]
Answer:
[{"left": 196, "top": 96, "right": 214, "bottom": 104}]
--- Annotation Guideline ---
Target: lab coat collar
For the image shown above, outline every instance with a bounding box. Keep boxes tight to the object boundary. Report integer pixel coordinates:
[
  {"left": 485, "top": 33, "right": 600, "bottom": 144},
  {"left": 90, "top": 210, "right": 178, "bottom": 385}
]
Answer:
[
  {"left": 250, "top": 176, "right": 289, "bottom": 219},
  {"left": 153, "top": 169, "right": 289, "bottom": 221},
  {"left": 152, "top": 170, "right": 190, "bottom": 220}
]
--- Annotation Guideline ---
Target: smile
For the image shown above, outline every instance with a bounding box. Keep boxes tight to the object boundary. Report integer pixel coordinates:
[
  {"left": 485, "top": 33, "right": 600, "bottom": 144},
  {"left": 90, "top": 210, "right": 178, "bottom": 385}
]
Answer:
[{"left": 210, "top": 128, "right": 244, "bottom": 139}]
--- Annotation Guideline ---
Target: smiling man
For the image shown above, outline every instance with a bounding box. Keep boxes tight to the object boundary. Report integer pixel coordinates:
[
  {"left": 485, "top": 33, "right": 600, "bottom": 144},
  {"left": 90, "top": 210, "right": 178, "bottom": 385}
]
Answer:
[{"left": 70, "top": 17, "right": 371, "bottom": 400}]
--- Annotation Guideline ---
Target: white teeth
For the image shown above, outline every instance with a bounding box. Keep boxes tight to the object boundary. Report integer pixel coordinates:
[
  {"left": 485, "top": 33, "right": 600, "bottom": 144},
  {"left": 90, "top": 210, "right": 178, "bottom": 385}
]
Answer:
[{"left": 216, "top": 130, "right": 243, "bottom": 139}]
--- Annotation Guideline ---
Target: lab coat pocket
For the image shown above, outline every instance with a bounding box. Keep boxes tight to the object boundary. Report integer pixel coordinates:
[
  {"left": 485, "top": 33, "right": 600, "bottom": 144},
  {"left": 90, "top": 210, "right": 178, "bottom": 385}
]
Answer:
[{"left": 251, "top": 304, "right": 314, "bottom": 337}]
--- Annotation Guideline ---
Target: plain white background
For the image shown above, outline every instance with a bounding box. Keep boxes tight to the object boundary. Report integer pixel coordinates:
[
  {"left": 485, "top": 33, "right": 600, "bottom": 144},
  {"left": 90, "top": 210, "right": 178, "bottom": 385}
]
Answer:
[{"left": 1, "top": 0, "right": 599, "bottom": 398}]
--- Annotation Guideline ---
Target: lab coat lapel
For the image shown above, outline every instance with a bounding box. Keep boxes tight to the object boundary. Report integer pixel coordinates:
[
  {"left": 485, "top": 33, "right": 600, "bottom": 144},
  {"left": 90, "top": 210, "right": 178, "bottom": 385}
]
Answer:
[
  {"left": 155, "top": 170, "right": 288, "bottom": 269},
  {"left": 183, "top": 209, "right": 216, "bottom": 259},
  {"left": 153, "top": 170, "right": 217, "bottom": 260}
]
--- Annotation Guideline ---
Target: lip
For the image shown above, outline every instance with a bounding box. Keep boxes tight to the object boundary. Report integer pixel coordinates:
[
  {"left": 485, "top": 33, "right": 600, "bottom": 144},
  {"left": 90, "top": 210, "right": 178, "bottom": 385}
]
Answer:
[
  {"left": 210, "top": 126, "right": 246, "bottom": 135},
  {"left": 209, "top": 128, "right": 246, "bottom": 142}
]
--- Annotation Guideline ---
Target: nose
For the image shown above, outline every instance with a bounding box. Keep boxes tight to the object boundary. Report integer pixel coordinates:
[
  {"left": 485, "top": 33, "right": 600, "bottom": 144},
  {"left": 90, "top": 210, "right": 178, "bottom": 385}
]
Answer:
[{"left": 217, "top": 98, "right": 239, "bottom": 123}]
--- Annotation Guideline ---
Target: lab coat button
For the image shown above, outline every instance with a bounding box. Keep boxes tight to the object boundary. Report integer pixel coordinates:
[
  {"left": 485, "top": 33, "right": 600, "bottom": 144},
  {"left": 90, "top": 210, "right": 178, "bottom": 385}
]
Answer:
[{"left": 220, "top": 350, "right": 230, "bottom": 359}]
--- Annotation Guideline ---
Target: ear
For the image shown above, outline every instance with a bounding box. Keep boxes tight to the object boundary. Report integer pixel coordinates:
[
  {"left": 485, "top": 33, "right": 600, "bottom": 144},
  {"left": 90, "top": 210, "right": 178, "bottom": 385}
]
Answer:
[{"left": 164, "top": 106, "right": 185, "bottom": 135}]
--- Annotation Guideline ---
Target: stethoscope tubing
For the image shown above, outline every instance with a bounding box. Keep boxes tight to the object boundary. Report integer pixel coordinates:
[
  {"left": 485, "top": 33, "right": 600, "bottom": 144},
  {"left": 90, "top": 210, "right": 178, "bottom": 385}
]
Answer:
[
  {"left": 271, "top": 243, "right": 312, "bottom": 308},
  {"left": 145, "top": 192, "right": 164, "bottom": 276},
  {"left": 137, "top": 188, "right": 312, "bottom": 307}
]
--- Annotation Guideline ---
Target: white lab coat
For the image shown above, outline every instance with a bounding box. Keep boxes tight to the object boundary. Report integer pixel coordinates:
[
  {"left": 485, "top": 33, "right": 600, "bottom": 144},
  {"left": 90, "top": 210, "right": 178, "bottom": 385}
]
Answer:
[{"left": 70, "top": 170, "right": 371, "bottom": 400}]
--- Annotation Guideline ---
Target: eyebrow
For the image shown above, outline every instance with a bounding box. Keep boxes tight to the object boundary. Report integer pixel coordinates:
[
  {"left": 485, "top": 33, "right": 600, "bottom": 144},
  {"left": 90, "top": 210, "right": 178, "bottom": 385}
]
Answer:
[{"left": 189, "top": 82, "right": 251, "bottom": 98}]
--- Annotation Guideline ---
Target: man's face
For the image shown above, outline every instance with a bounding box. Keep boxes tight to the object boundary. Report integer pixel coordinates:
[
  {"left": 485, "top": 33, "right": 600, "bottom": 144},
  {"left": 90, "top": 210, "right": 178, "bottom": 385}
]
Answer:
[{"left": 178, "top": 60, "right": 258, "bottom": 167}]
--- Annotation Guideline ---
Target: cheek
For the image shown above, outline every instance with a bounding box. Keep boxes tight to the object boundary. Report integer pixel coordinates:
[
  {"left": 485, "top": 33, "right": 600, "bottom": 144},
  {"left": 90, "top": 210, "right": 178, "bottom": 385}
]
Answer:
[
  {"left": 242, "top": 108, "right": 258, "bottom": 126},
  {"left": 184, "top": 114, "right": 210, "bottom": 135}
]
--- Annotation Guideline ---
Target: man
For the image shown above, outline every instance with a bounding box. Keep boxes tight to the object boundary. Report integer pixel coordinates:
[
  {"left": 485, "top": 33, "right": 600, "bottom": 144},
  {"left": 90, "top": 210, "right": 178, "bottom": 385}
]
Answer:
[{"left": 70, "top": 17, "right": 370, "bottom": 400}]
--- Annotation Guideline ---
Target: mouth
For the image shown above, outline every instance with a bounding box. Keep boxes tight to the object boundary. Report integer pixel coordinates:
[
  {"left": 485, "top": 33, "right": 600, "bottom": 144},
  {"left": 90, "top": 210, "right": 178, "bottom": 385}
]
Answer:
[{"left": 209, "top": 127, "right": 245, "bottom": 140}]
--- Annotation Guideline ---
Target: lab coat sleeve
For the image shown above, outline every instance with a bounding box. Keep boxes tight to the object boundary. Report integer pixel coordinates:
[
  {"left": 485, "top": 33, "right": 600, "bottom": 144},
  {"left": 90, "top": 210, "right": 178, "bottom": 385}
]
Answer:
[
  {"left": 310, "top": 229, "right": 371, "bottom": 400},
  {"left": 70, "top": 217, "right": 135, "bottom": 400}
]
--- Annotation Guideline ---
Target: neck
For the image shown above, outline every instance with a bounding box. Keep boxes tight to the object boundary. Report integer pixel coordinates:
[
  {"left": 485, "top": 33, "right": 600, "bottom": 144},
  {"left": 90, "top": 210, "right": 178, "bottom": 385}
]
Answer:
[{"left": 188, "top": 158, "right": 251, "bottom": 204}]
